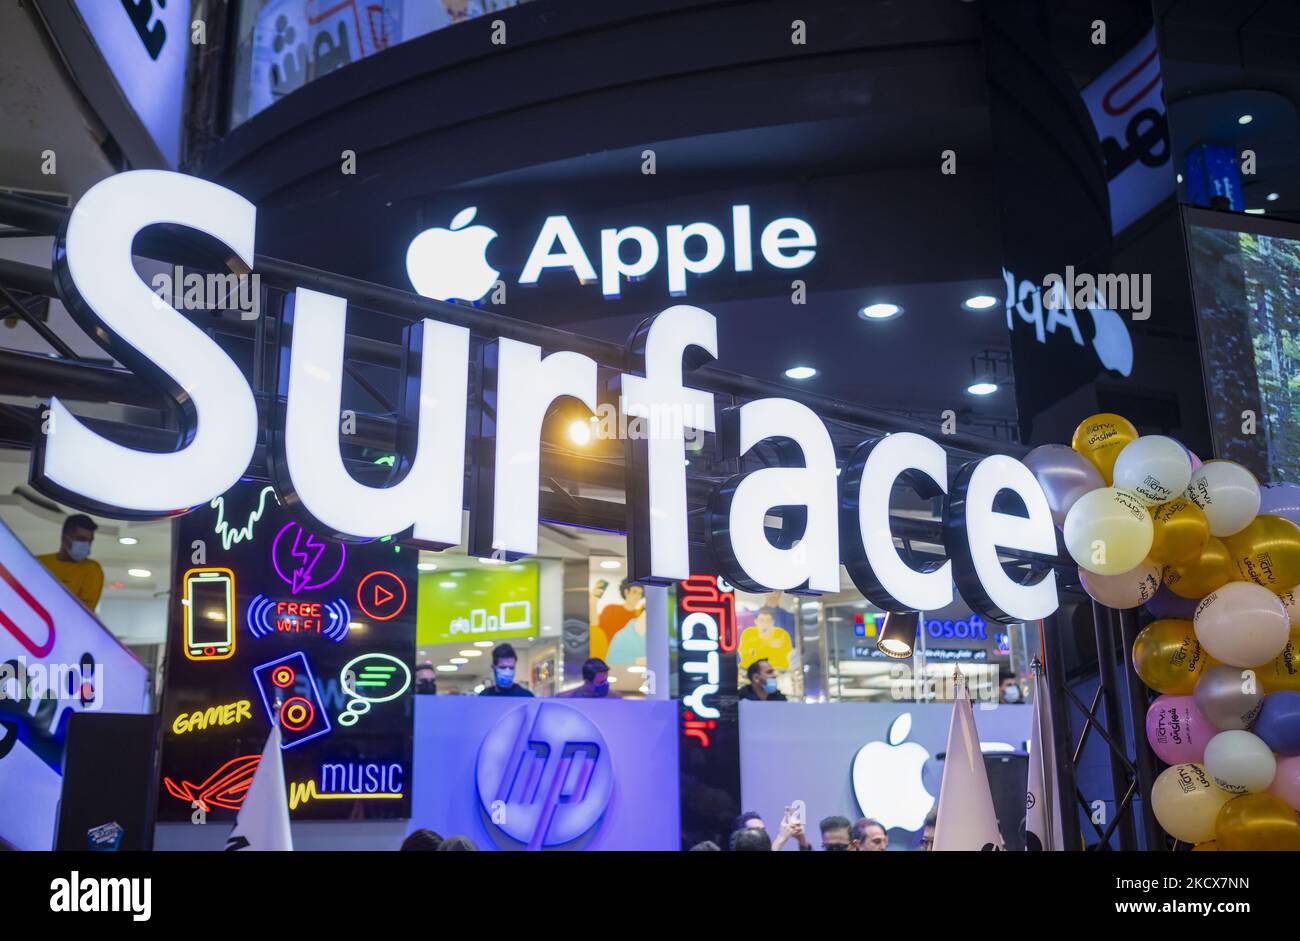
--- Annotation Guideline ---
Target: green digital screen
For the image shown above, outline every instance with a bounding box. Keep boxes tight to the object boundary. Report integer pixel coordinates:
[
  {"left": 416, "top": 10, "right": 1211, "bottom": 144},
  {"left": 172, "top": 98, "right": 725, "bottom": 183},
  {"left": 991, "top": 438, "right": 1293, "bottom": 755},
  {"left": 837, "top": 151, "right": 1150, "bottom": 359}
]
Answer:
[{"left": 417, "top": 563, "right": 539, "bottom": 646}]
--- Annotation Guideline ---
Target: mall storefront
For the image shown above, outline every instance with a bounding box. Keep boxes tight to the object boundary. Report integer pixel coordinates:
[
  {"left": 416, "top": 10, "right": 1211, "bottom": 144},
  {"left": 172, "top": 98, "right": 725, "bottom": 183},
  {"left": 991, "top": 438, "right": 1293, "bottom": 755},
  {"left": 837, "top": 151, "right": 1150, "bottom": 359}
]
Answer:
[{"left": 4, "top": 0, "right": 1300, "bottom": 860}]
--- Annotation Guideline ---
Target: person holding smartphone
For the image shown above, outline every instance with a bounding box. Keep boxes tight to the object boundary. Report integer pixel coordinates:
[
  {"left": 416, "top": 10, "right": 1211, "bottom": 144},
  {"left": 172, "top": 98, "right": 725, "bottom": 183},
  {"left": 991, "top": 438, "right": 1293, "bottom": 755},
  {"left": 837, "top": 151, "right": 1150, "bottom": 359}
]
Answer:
[{"left": 772, "top": 802, "right": 812, "bottom": 851}]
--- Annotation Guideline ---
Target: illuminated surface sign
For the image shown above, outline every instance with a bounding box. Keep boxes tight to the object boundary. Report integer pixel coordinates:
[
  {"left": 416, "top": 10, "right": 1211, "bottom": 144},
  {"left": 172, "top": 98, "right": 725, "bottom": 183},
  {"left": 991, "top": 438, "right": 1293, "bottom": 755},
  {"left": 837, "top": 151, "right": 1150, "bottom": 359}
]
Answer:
[
  {"left": 0, "top": 518, "right": 149, "bottom": 849},
  {"left": 475, "top": 702, "right": 612, "bottom": 850},
  {"left": 157, "top": 482, "right": 415, "bottom": 821},
  {"left": 29, "top": 171, "right": 1059, "bottom": 625},
  {"left": 407, "top": 205, "right": 816, "bottom": 303}
]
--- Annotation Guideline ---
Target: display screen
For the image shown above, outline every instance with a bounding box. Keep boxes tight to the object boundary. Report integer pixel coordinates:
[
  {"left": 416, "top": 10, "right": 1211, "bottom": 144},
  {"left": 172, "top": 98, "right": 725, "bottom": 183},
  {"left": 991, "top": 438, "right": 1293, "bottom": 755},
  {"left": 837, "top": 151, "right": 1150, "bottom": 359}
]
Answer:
[
  {"left": 158, "top": 483, "right": 416, "bottom": 822},
  {"left": 1185, "top": 208, "right": 1300, "bottom": 480}
]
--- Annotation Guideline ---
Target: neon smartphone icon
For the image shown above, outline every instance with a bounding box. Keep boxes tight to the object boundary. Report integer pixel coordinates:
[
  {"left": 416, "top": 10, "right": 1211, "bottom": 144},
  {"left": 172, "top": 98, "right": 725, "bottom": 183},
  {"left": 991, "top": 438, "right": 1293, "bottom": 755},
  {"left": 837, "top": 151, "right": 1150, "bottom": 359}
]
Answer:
[{"left": 183, "top": 567, "right": 236, "bottom": 661}]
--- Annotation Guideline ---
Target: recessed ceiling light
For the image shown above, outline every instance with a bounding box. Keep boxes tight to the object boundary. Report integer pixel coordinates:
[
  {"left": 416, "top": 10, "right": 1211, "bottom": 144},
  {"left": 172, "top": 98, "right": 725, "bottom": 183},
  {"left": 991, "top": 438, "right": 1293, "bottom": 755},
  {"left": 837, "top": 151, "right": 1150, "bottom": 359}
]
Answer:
[
  {"left": 966, "top": 381, "right": 998, "bottom": 396},
  {"left": 473, "top": 641, "right": 493, "bottom": 647},
  {"left": 435, "top": 664, "right": 458, "bottom": 672},
  {"left": 438, "top": 580, "right": 456, "bottom": 588},
  {"left": 1176, "top": 173, "right": 1184, "bottom": 183},
  {"left": 858, "top": 303, "right": 902, "bottom": 321},
  {"left": 459, "top": 649, "right": 483, "bottom": 657},
  {"left": 127, "top": 568, "right": 151, "bottom": 578},
  {"left": 784, "top": 365, "right": 817, "bottom": 380},
  {"left": 1238, "top": 114, "right": 1253, "bottom": 125},
  {"left": 962, "top": 294, "right": 999, "bottom": 311},
  {"left": 417, "top": 562, "right": 437, "bottom": 572},
  {"left": 118, "top": 536, "right": 139, "bottom": 546},
  {"left": 478, "top": 557, "right": 504, "bottom": 565},
  {"left": 568, "top": 419, "right": 592, "bottom": 446},
  {"left": 626, "top": 665, "right": 646, "bottom": 673},
  {"left": 1245, "top": 208, "right": 1265, "bottom": 215},
  {"left": 450, "top": 571, "right": 465, "bottom": 578},
  {"left": 599, "top": 559, "right": 621, "bottom": 569},
  {"left": 450, "top": 657, "right": 468, "bottom": 664},
  {"left": 1267, "top": 192, "right": 1280, "bottom": 201}
]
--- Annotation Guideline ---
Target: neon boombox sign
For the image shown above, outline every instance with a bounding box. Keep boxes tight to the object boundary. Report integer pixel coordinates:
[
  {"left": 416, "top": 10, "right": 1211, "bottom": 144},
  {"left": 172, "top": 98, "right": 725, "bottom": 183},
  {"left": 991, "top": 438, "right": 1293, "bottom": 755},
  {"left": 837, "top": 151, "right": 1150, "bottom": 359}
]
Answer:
[{"left": 29, "top": 171, "right": 1061, "bottom": 625}]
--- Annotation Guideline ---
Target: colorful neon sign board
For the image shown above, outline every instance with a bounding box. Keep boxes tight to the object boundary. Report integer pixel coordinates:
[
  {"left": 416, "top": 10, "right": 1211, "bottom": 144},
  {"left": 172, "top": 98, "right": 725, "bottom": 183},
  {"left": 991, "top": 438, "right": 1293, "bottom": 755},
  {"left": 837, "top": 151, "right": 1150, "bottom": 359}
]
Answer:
[
  {"left": 157, "top": 481, "right": 415, "bottom": 821},
  {"left": 475, "top": 702, "right": 612, "bottom": 850}
]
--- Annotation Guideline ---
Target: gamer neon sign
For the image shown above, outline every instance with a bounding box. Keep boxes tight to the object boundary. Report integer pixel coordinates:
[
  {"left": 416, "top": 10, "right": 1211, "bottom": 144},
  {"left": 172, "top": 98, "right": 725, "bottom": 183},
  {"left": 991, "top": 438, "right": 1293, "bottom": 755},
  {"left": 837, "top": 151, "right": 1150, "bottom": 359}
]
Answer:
[
  {"left": 29, "top": 171, "right": 1061, "bottom": 625},
  {"left": 170, "top": 699, "right": 253, "bottom": 735}
]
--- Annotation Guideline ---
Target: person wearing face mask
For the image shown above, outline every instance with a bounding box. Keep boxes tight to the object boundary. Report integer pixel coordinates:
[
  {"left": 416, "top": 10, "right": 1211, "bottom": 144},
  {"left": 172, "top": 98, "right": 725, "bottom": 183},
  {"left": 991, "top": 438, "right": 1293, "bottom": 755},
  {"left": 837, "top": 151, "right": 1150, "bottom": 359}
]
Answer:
[
  {"left": 557, "top": 657, "right": 622, "bottom": 698},
  {"left": 1000, "top": 676, "right": 1025, "bottom": 704},
  {"left": 738, "top": 659, "right": 786, "bottom": 701},
  {"left": 477, "top": 643, "right": 534, "bottom": 697},
  {"left": 414, "top": 662, "right": 437, "bottom": 695},
  {"left": 37, "top": 514, "right": 104, "bottom": 611}
]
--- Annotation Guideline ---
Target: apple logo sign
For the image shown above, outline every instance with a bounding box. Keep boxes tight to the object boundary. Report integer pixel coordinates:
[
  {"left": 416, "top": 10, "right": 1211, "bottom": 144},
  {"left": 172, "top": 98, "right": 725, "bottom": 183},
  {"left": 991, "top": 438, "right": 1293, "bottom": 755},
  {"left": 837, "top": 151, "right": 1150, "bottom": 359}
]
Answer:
[
  {"left": 406, "top": 207, "right": 500, "bottom": 303},
  {"left": 851, "top": 711, "right": 934, "bottom": 831},
  {"left": 1086, "top": 306, "right": 1134, "bottom": 377}
]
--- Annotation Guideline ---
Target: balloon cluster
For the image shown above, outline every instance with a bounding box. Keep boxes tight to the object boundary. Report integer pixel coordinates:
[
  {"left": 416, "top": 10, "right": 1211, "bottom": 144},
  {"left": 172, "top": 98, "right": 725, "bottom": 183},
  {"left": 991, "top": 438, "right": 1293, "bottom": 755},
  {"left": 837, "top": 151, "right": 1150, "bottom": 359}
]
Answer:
[{"left": 1025, "top": 412, "right": 1300, "bottom": 849}]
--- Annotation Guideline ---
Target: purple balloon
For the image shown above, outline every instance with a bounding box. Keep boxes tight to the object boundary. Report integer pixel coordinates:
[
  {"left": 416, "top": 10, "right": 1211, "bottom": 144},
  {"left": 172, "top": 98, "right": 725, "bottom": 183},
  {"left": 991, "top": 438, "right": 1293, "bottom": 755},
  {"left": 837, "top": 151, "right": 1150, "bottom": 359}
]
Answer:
[
  {"left": 1145, "top": 583, "right": 1200, "bottom": 620},
  {"left": 1255, "top": 691, "right": 1300, "bottom": 755},
  {"left": 1146, "top": 694, "right": 1209, "bottom": 765},
  {"left": 1259, "top": 483, "right": 1300, "bottom": 529}
]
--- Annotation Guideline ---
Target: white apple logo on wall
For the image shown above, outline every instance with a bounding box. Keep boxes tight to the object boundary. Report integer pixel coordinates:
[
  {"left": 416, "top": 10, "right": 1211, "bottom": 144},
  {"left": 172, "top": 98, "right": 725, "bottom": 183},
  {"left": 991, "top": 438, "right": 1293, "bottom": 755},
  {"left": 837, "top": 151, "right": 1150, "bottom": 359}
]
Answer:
[
  {"left": 851, "top": 712, "right": 934, "bottom": 831},
  {"left": 406, "top": 207, "right": 500, "bottom": 303}
]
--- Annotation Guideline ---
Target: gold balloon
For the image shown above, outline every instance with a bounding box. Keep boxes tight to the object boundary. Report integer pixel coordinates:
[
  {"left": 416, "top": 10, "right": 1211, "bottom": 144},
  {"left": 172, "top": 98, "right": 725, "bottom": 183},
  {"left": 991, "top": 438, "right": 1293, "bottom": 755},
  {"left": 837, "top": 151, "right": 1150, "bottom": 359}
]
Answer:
[
  {"left": 1148, "top": 498, "right": 1211, "bottom": 567},
  {"left": 1215, "top": 793, "right": 1300, "bottom": 850},
  {"left": 1162, "top": 536, "right": 1237, "bottom": 599},
  {"left": 1132, "top": 618, "right": 1210, "bottom": 694},
  {"left": 1071, "top": 413, "right": 1139, "bottom": 485},
  {"left": 1260, "top": 629, "right": 1300, "bottom": 694},
  {"left": 1225, "top": 514, "right": 1300, "bottom": 595}
]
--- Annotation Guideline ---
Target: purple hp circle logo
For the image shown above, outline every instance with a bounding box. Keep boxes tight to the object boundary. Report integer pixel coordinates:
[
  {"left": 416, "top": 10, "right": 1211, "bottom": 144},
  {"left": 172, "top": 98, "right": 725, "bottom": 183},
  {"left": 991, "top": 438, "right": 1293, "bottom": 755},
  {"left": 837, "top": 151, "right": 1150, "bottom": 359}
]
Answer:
[{"left": 475, "top": 702, "right": 612, "bottom": 850}]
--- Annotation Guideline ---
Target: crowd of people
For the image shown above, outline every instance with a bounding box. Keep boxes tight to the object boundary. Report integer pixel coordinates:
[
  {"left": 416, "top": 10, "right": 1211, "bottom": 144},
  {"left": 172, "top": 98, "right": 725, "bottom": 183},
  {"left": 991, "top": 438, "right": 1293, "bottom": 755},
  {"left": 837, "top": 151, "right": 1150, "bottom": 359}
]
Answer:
[
  {"left": 690, "top": 807, "right": 938, "bottom": 852},
  {"left": 416, "top": 643, "right": 799, "bottom": 704}
]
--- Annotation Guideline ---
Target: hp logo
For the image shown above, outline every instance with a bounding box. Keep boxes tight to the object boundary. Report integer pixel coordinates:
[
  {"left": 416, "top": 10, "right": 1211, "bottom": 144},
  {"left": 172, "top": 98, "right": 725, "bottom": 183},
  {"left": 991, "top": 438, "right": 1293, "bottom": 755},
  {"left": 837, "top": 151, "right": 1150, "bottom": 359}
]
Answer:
[{"left": 475, "top": 702, "right": 612, "bottom": 850}]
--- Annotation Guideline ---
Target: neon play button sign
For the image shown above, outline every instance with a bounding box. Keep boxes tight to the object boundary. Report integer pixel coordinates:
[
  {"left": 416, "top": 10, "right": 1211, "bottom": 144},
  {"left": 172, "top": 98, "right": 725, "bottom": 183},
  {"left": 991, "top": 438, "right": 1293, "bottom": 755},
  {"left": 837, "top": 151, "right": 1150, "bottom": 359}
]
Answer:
[{"left": 27, "top": 171, "right": 1059, "bottom": 624}]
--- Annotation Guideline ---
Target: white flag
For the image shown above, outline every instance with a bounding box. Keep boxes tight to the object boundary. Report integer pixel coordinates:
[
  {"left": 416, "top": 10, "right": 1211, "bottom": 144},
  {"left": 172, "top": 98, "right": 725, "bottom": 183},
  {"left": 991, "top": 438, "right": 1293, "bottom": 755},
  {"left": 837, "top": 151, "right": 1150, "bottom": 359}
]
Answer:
[
  {"left": 933, "top": 680, "right": 1004, "bottom": 851},
  {"left": 1025, "top": 667, "right": 1063, "bottom": 851},
  {"left": 225, "top": 723, "right": 292, "bottom": 851}
]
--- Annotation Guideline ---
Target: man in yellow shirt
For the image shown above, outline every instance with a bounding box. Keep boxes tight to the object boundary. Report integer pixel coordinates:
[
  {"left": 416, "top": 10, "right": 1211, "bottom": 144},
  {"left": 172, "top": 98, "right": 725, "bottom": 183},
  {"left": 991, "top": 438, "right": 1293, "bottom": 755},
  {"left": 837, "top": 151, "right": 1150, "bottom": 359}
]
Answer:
[
  {"left": 37, "top": 513, "right": 104, "bottom": 610},
  {"left": 739, "top": 609, "right": 794, "bottom": 670}
]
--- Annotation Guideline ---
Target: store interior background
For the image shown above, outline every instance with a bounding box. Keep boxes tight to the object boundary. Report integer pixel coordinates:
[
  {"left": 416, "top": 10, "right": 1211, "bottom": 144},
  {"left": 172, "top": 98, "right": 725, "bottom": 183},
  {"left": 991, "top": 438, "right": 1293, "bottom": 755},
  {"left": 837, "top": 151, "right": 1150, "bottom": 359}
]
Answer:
[{"left": 4, "top": 0, "right": 1300, "bottom": 850}]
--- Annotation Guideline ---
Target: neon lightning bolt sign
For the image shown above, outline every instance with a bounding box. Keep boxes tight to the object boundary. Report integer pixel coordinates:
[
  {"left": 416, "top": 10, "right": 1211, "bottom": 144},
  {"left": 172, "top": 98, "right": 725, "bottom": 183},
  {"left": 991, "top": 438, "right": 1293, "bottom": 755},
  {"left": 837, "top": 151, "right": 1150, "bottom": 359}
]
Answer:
[{"left": 270, "top": 522, "right": 347, "bottom": 593}]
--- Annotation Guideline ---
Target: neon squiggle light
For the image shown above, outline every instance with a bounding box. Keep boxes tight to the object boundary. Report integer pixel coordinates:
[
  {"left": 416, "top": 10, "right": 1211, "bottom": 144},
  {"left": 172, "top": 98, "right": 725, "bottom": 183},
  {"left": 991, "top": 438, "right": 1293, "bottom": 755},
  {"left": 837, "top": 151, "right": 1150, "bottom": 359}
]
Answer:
[
  {"left": 288, "top": 779, "right": 404, "bottom": 811},
  {"left": 211, "top": 485, "right": 278, "bottom": 551}
]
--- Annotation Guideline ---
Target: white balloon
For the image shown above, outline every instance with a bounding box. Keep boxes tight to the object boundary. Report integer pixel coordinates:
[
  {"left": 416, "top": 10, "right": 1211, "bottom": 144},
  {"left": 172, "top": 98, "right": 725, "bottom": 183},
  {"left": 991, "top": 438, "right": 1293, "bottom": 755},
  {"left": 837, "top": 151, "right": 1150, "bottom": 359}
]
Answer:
[
  {"left": 1063, "top": 487, "right": 1154, "bottom": 575},
  {"left": 1113, "top": 436, "right": 1193, "bottom": 506},
  {"left": 1194, "top": 582, "right": 1290, "bottom": 667},
  {"left": 1204, "top": 730, "right": 1277, "bottom": 794},
  {"left": 1184, "top": 460, "right": 1261, "bottom": 538},
  {"left": 1079, "top": 559, "right": 1161, "bottom": 608}
]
